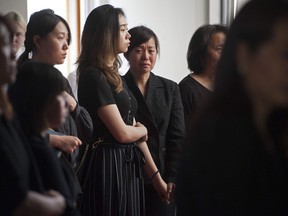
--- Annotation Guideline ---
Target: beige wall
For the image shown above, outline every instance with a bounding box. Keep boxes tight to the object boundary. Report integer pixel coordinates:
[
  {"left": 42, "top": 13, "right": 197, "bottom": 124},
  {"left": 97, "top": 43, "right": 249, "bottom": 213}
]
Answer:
[{"left": 0, "top": 0, "right": 27, "bottom": 21}]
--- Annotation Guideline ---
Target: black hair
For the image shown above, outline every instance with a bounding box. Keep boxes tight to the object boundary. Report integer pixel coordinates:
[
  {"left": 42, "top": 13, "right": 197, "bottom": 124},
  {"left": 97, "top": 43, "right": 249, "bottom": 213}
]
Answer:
[
  {"left": 125, "top": 25, "right": 160, "bottom": 58},
  {"left": 187, "top": 24, "right": 228, "bottom": 74},
  {"left": 18, "top": 9, "right": 71, "bottom": 66}
]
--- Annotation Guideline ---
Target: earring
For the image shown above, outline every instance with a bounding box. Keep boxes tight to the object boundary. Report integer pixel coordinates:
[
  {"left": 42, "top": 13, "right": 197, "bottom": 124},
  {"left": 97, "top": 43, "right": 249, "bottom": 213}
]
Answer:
[{"left": 28, "top": 51, "right": 33, "bottom": 59}]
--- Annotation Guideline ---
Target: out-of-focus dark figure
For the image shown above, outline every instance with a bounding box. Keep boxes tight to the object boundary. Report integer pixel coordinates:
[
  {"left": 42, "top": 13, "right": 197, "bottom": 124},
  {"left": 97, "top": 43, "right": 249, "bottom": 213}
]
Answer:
[{"left": 176, "top": 0, "right": 288, "bottom": 215}]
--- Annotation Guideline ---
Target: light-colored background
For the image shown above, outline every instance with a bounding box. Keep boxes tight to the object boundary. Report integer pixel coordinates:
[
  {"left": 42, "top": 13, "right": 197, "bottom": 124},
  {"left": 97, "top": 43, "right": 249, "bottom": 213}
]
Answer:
[{"left": 0, "top": 0, "right": 249, "bottom": 83}]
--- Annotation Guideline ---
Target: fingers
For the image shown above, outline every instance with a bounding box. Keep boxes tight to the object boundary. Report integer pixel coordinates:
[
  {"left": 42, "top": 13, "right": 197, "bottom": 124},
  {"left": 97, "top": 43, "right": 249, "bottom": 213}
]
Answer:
[
  {"left": 68, "top": 136, "right": 82, "bottom": 153},
  {"left": 60, "top": 136, "right": 82, "bottom": 153},
  {"left": 167, "top": 182, "right": 176, "bottom": 193}
]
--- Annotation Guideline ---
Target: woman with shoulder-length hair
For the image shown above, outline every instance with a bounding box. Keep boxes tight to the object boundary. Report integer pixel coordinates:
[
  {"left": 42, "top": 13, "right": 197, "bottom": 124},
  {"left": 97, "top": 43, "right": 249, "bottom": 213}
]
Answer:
[
  {"left": 123, "top": 25, "right": 185, "bottom": 216},
  {"left": 179, "top": 24, "right": 228, "bottom": 131}
]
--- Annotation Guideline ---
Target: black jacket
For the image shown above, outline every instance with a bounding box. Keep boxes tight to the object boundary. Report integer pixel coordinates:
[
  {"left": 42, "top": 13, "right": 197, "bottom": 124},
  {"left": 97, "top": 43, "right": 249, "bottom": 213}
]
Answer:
[{"left": 124, "top": 71, "right": 185, "bottom": 183}]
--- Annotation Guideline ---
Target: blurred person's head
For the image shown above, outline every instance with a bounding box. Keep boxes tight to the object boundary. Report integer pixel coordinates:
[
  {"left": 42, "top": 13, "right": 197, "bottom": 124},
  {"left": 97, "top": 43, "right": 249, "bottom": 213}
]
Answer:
[
  {"left": 10, "top": 61, "right": 68, "bottom": 135},
  {"left": 0, "top": 15, "right": 16, "bottom": 85},
  {"left": 214, "top": 0, "right": 288, "bottom": 116},
  {"left": 18, "top": 9, "right": 71, "bottom": 66},
  {"left": 5, "top": 11, "right": 26, "bottom": 56},
  {"left": 0, "top": 15, "right": 17, "bottom": 119},
  {"left": 187, "top": 24, "right": 228, "bottom": 75},
  {"left": 124, "top": 25, "right": 160, "bottom": 75}
]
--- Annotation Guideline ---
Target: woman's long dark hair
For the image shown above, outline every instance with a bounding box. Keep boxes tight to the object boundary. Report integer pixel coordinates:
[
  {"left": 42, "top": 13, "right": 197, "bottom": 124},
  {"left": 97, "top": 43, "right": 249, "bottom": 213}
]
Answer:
[{"left": 77, "top": 4, "right": 125, "bottom": 92}]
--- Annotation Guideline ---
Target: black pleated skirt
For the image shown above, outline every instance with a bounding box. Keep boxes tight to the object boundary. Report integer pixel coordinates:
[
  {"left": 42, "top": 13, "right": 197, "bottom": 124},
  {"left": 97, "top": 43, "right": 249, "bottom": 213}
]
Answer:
[{"left": 78, "top": 143, "right": 145, "bottom": 216}]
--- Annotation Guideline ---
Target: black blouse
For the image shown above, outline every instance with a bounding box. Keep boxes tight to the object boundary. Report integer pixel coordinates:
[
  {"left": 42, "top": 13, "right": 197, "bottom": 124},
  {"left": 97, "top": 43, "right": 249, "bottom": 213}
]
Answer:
[{"left": 78, "top": 68, "right": 137, "bottom": 142}]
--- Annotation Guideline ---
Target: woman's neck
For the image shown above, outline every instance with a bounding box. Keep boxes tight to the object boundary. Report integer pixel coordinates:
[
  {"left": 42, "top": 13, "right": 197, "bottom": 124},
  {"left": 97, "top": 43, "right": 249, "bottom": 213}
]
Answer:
[
  {"left": 130, "top": 69, "right": 150, "bottom": 96},
  {"left": 191, "top": 71, "right": 214, "bottom": 91}
]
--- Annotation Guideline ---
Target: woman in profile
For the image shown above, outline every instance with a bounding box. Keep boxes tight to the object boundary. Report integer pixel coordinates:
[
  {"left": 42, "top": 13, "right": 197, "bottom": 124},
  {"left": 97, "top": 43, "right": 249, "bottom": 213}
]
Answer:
[
  {"left": 17, "top": 8, "right": 93, "bottom": 168},
  {"left": 176, "top": 0, "right": 288, "bottom": 215},
  {"left": 77, "top": 4, "right": 168, "bottom": 216}
]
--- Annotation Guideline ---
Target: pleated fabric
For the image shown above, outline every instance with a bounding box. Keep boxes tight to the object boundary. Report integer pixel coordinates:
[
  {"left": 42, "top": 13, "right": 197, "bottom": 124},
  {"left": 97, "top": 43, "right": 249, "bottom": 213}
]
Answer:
[{"left": 79, "top": 143, "right": 145, "bottom": 216}]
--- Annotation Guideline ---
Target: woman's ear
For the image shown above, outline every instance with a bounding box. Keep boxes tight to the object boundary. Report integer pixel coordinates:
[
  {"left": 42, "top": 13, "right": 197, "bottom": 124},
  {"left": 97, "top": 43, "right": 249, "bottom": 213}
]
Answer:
[{"left": 33, "top": 35, "right": 41, "bottom": 50}]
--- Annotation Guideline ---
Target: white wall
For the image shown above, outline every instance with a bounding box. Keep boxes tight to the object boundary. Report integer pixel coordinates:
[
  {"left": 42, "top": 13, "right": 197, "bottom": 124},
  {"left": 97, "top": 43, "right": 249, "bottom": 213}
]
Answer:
[
  {"left": 109, "top": 0, "right": 209, "bottom": 83},
  {"left": 0, "top": 0, "right": 225, "bottom": 83}
]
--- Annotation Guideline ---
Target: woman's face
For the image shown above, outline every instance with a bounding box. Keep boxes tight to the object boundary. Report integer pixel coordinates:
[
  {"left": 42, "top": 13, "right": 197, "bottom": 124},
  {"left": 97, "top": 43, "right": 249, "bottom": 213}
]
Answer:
[
  {"left": 11, "top": 21, "right": 25, "bottom": 55},
  {"left": 117, "top": 14, "right": 131, "bottom": 54},
  {"left": 35, "top": 21, "right": 69, "bottom": 65},
  {"left": 205, "top": 32, "right": 226, "bottom": 73},
  {"left": 45, "top": 91, "right": 68, "bottom": 129},
  {"left": 0, "top": 23, "right": 16, "bottom": 85},
  {"left": 243, "top": 19, "right": 288, "bottom": 110},
  {"left": 127, "top": 37, "right": 158, "bottom": 75}
]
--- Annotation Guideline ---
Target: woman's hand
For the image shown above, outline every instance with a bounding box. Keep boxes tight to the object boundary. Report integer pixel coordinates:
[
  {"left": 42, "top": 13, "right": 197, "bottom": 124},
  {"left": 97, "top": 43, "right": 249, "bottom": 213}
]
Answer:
[
  {"left": 49, "top": 134, "right": 82, "bottom": 153},
  {"left": 151, "top": 172, "right": 171, "bottom": 204}
]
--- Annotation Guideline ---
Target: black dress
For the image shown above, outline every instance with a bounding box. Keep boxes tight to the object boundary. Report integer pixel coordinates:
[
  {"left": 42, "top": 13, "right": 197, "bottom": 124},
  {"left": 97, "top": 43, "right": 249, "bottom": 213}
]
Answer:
[
  {"left": 179, "top": 75, "right": 212, "bottom": 131},
  {"left": 78, "top": 68, "right": 145, "bottom": 216}
]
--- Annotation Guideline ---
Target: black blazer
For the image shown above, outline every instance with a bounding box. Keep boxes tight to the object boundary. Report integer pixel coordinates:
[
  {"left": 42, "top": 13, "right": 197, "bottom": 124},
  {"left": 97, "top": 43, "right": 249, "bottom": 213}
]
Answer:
[{"left": 124, "top": 71, "right": 185, "bottom": 183}]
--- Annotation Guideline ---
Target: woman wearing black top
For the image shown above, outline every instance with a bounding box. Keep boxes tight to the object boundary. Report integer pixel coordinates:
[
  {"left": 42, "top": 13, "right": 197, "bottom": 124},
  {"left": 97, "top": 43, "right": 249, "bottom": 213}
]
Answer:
[
  {"left": 123, "top": 26, "right": 185, "bottom": 216},
  {"left": 77, "top": 5, "right": 169, "bottom": 216},
  {"left": 179, "top": 24, "right": 228, "bottom": 131},
  {"left": 17, "top": 9, "right": 93, "bottom": 168}
]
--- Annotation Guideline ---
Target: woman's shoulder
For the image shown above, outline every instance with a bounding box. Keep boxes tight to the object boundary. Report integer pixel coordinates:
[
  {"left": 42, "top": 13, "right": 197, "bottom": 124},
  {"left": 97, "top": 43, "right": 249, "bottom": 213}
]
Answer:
[
  {"left": 80, "top": 67, "right": 103, "bottom": 76},
  {"left": 151, "top": 72, "right": 178, "bottom": 89},
  {"left": 79, "top": 67, "right": 107, "bottom": 82}
]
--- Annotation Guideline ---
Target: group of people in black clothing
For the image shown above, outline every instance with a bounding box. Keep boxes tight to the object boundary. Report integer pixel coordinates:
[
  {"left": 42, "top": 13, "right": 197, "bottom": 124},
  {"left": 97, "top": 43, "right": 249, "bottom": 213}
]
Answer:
[{"left": 1, "top": 0, "right": 288, "bottom": 215}]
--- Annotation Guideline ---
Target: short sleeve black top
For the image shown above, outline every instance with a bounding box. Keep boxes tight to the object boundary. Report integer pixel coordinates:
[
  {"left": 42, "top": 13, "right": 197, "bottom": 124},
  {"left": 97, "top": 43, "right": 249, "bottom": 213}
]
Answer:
[{"left": 78, "top": 68, "right": 137, "bottom": 142}]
